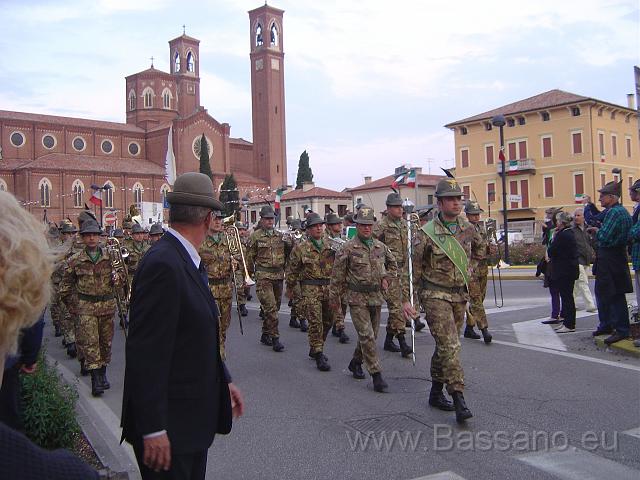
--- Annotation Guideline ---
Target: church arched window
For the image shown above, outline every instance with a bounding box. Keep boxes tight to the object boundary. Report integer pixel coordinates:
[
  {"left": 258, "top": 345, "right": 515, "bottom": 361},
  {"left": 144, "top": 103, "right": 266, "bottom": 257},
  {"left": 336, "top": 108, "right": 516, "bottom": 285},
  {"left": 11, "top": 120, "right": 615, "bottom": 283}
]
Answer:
[
  {"left": 255, "top": 23, "right": 263, "bottom": 46},
  {"left": 143, "top": 87, "right": 154, "bottom": 108},
  {"left": 128, "top": 90, "right": 136, "bottom": 111},
  {"left": 38, "top": 178, "right": 51, "bottom": 207},
  {"left": 162, "top": 88, "right": 172, "bottom": 109},
  {"left": 270, "top": 22, "right": 279, "bottom": 47},
  {"left": 104, "top": 181, "right": 115, "bottom": 208},
  {"left": 174, "top": 51, "right": 181, "bottom": 73},
  {"left": 133, "top": 182, "right": 144, "bottom": 204},
  {"left": 0, "top": 179, "right": 7, "bottom": 192},
  {"left": 186, "top": 52, "right": 195, "bottom": 72},
  {"left": 72, "top": 180, "right": 84, "bottom": 208},
  {"left": 160, "top": 184, "right": 170, "bottom": 206}
]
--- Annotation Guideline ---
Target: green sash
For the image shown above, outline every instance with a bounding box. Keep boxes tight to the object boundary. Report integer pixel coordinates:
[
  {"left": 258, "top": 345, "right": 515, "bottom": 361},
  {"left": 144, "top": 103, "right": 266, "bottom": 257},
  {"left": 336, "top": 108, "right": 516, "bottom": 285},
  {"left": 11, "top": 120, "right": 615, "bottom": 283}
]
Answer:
[{"left": 422, "top": 220, "right": 470, "bottom": 286}]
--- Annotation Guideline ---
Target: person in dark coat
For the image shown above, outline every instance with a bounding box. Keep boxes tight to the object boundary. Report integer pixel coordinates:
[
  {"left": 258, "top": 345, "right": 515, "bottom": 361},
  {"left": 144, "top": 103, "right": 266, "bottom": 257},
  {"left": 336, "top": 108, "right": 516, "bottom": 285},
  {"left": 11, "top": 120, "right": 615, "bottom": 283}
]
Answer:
[
  {"left": 547, "top": 212, "right": 579, "bottom": 332},
  {"left": 540, "top": 208, "right": 564, "bottom": 323},
  {"left": 121, "top": 173, "right": 244, "bottom": 480}
]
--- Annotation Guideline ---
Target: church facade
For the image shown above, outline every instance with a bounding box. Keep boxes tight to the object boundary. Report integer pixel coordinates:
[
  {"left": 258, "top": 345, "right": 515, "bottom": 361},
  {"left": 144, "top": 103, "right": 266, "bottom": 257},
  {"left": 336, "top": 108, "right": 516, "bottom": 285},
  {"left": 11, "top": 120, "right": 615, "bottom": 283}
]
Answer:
[{"left": 0, "top": 4, "right": 287, "bottom": 225}]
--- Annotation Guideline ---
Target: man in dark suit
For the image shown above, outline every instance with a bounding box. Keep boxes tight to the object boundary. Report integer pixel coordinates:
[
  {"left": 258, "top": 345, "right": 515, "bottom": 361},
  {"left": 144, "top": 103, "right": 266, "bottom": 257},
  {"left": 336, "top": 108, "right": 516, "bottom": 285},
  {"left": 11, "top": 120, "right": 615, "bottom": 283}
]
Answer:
[{"left": 121, "top": 172, "right": 244, "bottom": 480}]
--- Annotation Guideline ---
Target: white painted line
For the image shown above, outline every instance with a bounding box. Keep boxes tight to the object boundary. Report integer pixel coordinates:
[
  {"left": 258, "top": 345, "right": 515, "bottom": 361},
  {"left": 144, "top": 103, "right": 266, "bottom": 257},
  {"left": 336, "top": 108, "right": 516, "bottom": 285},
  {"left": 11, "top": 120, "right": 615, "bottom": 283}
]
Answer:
[
  {"left": 622, "top": 427, "right": 640, "bottom": 439},
  {"left": 512, "top": 311, "right": 595, "bottom": 352},
  {"left": 517, "top": 446, "right": 639, "bottom": 480},
  {"left": 410, "top": 472, "right": 467, "bottom": 480},
  {"left": 485, "top": 304, "right": 542, "bottom": 315},
  {"left": 492, "top": 339, "right": 640, "bottom": 372}
]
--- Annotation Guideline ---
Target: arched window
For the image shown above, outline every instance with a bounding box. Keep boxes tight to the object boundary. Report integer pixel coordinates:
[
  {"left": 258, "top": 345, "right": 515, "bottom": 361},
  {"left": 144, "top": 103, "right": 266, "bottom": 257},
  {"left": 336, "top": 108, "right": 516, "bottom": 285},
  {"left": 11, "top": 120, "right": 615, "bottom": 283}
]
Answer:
[
  {"left": 72, "top": 180, "right": 84, "bottom": 208},
  {"left": 186, "top": 52, "right": 195, "bottom": 72},
  {"left": 160, "top": 184, "right": 170, "bottom": 206},
  {"left": 143, "top": 87, "right": 154, "bottom": 108},
  {"left": 0, "top": 179, "right": 7, "bottom": 192},
  {"left": 173, "top": 51, "right": 181, "bottom": 73},
  {"left": 104, "top": 181, "right": 115, "bottom": 209},
  {"left": 255, "top": 23, "right": 263, "bottom": 46},
  {"left": 162, "top": 88, "right": 172, "bottom": 109},
  {"left": 270, "top": 22, "right": 279, "bottom": 46},
  {"left": 128, "top": 90, "right": 136, "bottom": 111},
  {"left": 38, "top": 178, "right": 51, "bottom": 207},
  {"left": 133, "top": 182, "right": 144, "bottom": 204}
]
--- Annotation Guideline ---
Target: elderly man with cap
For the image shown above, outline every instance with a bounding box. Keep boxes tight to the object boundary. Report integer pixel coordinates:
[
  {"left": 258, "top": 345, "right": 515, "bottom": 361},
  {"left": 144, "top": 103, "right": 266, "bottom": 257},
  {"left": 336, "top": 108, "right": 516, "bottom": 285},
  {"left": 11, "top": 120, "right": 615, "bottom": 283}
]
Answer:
[
  {"left": 330, "top": 206, "right": 398, "bottom": 393},
  {"left": 121, "top": 172, "right": 244, "bottom": 480},
  {"left": 629, "top": 179, "right": 640, "bottom": 322},
  {"left": 148, "top": 223, "right": 164, "bottom": 245},
  {"left": 61, "top": 219, "right": 122, "bottom": 396},
  {"left": 412, "top": 178, "right": 484, "bottom": 423},
  {"left": 246, "top": 205, "right": 293, "bottom": 352},
  {"left": 587, "top": 181, "right": 633, "bottom": 345},
  {"left": 325, "top": 213, "right": 350, "bottom": 343},
  {"left": 463, "top": 200, "right": 492, "bottom": 343},
  {"left": 287, "top": 218, "right": 308, "bottom": 333}
]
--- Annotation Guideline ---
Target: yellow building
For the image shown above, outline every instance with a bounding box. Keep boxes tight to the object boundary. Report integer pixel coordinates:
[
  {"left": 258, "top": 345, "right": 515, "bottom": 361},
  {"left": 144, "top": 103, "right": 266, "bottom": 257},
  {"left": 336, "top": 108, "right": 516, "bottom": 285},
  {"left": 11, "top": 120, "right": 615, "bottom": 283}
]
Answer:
[{"left": 445, "top": 89, "right": 639, "bottom": 241}]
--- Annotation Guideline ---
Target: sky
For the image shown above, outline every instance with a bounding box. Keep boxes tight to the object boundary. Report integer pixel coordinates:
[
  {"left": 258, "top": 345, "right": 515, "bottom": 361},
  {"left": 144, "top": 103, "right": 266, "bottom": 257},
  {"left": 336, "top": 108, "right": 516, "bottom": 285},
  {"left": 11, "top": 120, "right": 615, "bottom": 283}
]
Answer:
[{"left": 1, "top": 0, "right": 638, "bottom": 190}]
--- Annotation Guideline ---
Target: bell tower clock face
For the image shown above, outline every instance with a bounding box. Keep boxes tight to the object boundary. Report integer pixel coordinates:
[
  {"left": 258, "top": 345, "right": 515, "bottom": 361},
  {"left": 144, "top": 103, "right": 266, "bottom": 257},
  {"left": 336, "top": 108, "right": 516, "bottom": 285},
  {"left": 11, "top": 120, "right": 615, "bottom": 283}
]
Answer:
[{"left": 192, "top": 136, "right": 213, "bottom": 160}]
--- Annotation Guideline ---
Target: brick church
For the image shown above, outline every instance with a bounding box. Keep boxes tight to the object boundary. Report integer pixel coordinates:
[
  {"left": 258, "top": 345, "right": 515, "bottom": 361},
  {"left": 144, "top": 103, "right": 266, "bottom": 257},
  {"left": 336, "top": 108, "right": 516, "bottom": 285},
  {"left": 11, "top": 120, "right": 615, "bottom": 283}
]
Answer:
[{"left": 0, "top": 4, "right": 287, "bottom": 225}]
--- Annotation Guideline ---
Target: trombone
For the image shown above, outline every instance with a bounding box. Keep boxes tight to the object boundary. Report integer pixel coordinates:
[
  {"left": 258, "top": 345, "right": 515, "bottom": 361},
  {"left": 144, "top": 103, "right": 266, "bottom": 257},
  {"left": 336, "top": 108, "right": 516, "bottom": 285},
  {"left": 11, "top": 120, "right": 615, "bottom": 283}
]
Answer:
[{"left": 484, "top": 218, "right": 505, "bottom": 308}]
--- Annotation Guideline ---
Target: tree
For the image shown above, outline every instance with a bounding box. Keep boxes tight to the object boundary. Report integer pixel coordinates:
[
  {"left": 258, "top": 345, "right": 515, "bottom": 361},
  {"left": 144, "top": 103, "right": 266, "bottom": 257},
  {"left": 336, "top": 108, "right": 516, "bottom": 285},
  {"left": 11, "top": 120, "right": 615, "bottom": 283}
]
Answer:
[
  {"left": 295, "top": 150, "right": 313, "bottom": 189},
  {"left": 198, "top": 133, "right": 213, "bottom": 180},
  {"left": 219, "top": 174, "right": 239, "bottom": 217}
]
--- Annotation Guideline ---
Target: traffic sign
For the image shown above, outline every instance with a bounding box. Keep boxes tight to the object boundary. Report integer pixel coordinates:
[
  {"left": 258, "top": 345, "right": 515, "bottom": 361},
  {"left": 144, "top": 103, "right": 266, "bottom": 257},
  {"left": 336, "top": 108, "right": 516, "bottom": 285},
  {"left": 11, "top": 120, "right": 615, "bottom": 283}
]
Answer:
[{"left": 103, "top": 211, "right": 117, "bottom": 226}]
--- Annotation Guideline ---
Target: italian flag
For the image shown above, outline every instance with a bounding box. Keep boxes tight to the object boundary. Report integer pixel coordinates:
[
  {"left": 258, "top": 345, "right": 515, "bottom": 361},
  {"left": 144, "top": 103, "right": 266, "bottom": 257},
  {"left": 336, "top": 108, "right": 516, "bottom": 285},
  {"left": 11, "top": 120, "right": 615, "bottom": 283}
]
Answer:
[
  {"left": 89, "top": 188, "right": 103, "bottom": 206},
  {"left": 405, "top": 169, "right": 416, "bottom": 188},
  {"left": 391, "top": 174, "right": 405, "bottom": 190},
  {"left": 274, "top": 188, "right": 285, "bottom": 210}
]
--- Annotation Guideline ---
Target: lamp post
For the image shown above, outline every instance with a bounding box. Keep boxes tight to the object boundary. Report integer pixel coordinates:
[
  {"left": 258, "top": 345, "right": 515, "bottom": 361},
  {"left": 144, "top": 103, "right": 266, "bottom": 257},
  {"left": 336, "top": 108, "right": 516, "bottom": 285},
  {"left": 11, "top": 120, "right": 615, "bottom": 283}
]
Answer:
[{"left": 491, "top": 114, "right": 509, "bottom": 264}]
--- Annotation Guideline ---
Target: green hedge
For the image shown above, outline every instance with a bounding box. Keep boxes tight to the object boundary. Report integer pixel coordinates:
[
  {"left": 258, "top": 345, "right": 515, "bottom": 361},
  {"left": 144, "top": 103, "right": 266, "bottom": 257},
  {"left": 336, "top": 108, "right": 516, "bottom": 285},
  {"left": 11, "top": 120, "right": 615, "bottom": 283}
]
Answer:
[
  {"left": 488, "top": 242, "right": 546, "bottom": 266},
  {"left": 20, "top": 349, "right": 80, "bottom": 450}
]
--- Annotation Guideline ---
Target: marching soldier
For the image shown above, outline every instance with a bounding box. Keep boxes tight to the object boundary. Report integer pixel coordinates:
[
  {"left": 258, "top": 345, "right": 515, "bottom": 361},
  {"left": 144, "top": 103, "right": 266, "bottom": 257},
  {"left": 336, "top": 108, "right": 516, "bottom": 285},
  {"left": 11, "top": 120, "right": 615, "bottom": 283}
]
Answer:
[
  {"left": 246, "top": 206, "right": 292, "bottom": 352},
  {"left": 112, "top": 228, "right": 125, "bottom": 240},
  {"left": 330, "top": 206, "right": 402, "bottom": 393},
  {"left": 325, "top": 213, "right": 350, "bottom": 343},
  {"left": 122, "top": 220, "right": 133, "bottom": 239},
  {"left": 463, "top": 200, "right": 492, "bottom": 343},
  {"left": 124, "top": 223, "right": 149, "bottom": 285},
  {"left": 373, "top": 193, "right": 419, "bottom": 358},
  {"left": 412, "top": 179, "right": 483, "bottom": 422},
  {"left": 61, "top": 220, "right": 122, "bottom": 396},
  {"left": 286, "top": 213, "right": 340, "bottom": 371},
  {"left": 287, "top": 219, "right": 307, "bottom": 332},
  {"left": 234, "top": 222, "right": 250, "bottom": 317},
  {"left": 199, "top": 210, "right": 235, "bottom": 359},
  {"left": 148, "top": 222, "right": 164, "bottom": 244}
]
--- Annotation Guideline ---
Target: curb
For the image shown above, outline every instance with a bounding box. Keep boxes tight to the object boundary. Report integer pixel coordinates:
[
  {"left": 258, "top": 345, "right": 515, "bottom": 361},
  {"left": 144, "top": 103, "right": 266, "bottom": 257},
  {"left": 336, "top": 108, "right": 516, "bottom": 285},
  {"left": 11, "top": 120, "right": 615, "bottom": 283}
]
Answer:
[
  {"left": 593, "top": 336, "right": 640, "bottom": 359},
  {"left": 51, "top": 357, "right": 141, "bottom": 480}
]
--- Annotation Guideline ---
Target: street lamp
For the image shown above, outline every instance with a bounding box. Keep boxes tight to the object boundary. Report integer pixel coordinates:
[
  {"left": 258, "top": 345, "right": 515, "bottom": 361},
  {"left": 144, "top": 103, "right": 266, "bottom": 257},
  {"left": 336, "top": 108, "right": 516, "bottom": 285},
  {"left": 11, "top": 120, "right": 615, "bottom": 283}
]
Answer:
[{"left": 491, "top": 114, "right": 509, "bottom": 264}]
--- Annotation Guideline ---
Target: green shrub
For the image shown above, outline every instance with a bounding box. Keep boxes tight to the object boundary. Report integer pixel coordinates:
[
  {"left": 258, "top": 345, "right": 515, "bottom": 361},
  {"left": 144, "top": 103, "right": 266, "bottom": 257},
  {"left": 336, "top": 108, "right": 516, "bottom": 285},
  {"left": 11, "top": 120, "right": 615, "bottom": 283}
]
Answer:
[
  {"left": 20, "top": 349, "right": 80, "bottom": 450},
  {"left": 488, "top": 242, "right": 546, "bottom": 265}
]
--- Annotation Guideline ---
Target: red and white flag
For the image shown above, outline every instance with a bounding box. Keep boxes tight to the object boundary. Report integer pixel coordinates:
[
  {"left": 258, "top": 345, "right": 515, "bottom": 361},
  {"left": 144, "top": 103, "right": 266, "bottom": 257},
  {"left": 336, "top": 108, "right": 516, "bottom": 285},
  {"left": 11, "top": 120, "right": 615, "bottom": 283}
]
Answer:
[
  {"left": 89, "top": 188, "right": 102, "bottom": 206},
  {"left": 391, "top": 174, "right": 405, "bottom": 190}
]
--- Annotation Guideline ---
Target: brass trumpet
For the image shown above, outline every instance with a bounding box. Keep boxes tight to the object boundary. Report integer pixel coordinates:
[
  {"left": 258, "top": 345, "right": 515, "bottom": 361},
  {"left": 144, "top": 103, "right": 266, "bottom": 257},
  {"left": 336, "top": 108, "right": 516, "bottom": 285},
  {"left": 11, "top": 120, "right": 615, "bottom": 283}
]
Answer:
[
  {"left": 106, "top": 237, "right": 130, "bottom": 337},
  {"left": 222, "top": 215, "right": 255, "bottom": 287}
]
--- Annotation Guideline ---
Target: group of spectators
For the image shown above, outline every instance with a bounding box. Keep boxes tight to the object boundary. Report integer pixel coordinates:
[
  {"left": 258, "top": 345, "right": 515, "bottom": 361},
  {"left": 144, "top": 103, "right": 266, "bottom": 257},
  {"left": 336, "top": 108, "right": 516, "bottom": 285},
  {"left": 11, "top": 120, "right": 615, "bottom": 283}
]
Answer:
[{"left": 539, "top": 179, "right": 640, "bottom": 347}]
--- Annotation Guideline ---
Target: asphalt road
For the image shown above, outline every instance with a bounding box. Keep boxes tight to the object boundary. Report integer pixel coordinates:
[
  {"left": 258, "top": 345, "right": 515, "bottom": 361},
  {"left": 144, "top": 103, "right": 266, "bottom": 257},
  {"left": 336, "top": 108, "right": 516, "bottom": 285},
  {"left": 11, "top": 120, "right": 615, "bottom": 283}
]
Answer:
[{"left": 45, "top": 280, "right": 640, "bottom": 480}]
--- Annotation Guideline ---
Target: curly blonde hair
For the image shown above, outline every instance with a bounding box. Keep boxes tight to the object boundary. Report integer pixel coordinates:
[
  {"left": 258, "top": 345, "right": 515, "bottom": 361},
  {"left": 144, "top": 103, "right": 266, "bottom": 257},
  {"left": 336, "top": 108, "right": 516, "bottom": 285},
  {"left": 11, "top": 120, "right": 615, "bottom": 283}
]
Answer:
[{"left": 0, "top": 191, "right": 55, "bottom": 354}]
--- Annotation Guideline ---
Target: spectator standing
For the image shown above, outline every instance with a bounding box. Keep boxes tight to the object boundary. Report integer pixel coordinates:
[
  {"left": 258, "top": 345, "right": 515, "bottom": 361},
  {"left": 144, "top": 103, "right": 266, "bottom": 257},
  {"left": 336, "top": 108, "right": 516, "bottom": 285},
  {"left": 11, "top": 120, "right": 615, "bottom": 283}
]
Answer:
[
  {"left": 629, "top": 180, "right": 640, "bottom": 308},
  {"left": 572, "top": 208, "right": 597, "bottom": 312},
  {"left": 548, "top": 212, "right": 579, "bottom": 333},
  {"left": 541, "top": 208, "right": 564, "bottom": 324},
  {"left": 588, "top": 181, "right": 633, "bottom": 345}
]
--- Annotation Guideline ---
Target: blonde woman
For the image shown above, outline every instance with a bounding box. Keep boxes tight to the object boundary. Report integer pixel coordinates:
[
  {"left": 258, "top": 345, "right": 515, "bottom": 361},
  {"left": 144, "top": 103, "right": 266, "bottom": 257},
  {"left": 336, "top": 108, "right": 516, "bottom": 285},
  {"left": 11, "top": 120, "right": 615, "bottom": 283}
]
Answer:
[{"left": 0, "top": 191, "right": 98, "bottom": 479}]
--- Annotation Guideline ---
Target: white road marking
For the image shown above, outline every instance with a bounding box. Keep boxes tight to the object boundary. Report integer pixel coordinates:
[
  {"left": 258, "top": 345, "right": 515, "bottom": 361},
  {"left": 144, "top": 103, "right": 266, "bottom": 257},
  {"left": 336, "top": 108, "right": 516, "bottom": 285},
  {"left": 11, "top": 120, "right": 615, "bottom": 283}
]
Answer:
[
  {"left": 622, "top": 426, "right": 640, "bottom": 439},
  {"left": 517, "top": 446, "right": 639, "bottom": 480},
  {"left": 410, "top": 472, "right": 467, "bottom": 480},
  {"left": 512, "top": 311, "right": 595, "bottom": 352}
]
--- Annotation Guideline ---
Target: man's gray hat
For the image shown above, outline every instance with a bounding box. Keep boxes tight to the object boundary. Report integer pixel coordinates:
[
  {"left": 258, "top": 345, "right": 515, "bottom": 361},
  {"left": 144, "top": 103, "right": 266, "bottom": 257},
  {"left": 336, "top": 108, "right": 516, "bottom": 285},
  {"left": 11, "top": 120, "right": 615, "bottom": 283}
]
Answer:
[
  {"left": 131, "top": 223, "right": 145, "bottom": 234},
  {"left": 235, "top": 221, "right": 248, "bottom": 230},
  {"left": 464, "top": 200, "right": 484, "bottom": 215},
  {"left": 435, "top": 178, "right": 463, "bottom": 198},
  {"left": 325, "top": 213, "right": 342, "bottom": 225},
  {"left": 598, "top": 181, "right": 621, "bottom": 197},
  {"left": 212, "top": 210, "right": 224, "bottom": 218},
  {"left": 305, "top": 213, "right": 325, "bottom": 227},
  {"left": 354, "top": 205, "right": 376, "bottom": 225},
  {"left": 386, "top": 193, "right": 403, "bottom": 206},
  {"left": 166, "top": 172, "right": 225, "bottom": 210},
  {"left": 79, "top": 219, "right": 102, "bottom": 235},
  {"left": 112, "top": 228, "right": 125, "bottom": 238},
  {"left": 290, "top": 219, "right": 303, "bottom": 230},
  {"left": 260, "top": 205, "right": 276, "bottom": 218},
  {"left": 149, "top": 223, "right": 164, "bottom": 235},
  {"left": 61, "top": 223, "right": 78, "bottom": 234},
  {"left": 630, "top": 179, "right": 640, "bottom": 192}
]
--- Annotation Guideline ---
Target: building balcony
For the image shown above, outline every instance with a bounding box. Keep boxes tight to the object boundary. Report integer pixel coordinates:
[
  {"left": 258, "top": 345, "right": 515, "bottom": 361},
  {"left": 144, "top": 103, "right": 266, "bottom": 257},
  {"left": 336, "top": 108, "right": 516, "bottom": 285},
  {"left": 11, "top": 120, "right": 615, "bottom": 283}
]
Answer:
[{"left": 497, "top": 158, "right": 536, "bottom": 175}]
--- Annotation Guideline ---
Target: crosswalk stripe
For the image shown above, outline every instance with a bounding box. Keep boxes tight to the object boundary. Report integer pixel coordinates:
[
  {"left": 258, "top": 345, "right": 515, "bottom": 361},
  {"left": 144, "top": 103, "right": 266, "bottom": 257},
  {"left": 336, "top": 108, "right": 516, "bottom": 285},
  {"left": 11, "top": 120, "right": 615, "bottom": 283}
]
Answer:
[
  {"left": 409, "top": 472, "right": 467, "bottom": 480},
  {"left": 512, "top": 311, "right": 595, "bottom": 352},
  {"left": 622, "top": 426, "right": 640, "bottom": 439}
]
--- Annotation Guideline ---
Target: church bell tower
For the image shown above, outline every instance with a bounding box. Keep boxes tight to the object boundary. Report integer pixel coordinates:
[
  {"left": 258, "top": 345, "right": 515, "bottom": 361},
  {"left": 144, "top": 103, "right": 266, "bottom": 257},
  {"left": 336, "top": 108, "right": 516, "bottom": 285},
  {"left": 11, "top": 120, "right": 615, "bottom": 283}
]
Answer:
[{"left": 169, "top": 33, "right": 201, "bottom": 118}]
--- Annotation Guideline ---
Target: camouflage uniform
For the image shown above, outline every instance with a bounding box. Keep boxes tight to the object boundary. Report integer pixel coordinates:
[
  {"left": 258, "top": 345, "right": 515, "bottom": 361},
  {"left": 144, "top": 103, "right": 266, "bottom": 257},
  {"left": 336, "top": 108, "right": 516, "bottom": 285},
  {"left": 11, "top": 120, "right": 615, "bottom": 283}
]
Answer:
[
  {"left": 199, "top": 232, "right": 234, "bottom": 360},
  {"left": 234, "top": 231, "right": 250, "bottom": 307},
  {"left": 124, "top": 240, "right": 149, "bottom": 285},
  {"left": 325, "top": 228, "right": 348, "bottom": 333},
  {"left": 330, "top": 227, "right": 397, "bottom": 375},
  {"left": 413, "top": 214, "right": 483, "bottom": 394},
  {"left": 466, "top": 221, "right": 489, "bottom": 331}
]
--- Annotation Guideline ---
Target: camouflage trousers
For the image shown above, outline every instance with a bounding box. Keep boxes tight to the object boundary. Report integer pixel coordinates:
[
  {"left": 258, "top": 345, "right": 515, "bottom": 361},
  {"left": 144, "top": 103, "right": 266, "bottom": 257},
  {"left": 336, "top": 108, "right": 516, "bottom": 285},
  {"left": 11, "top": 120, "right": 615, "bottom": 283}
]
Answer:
[
  {"left": 466, "top": 273, "right": 488, "bottom": 330},
  {"left": 337, "top": 297, "right": 348, "bottom": 330},
  {"left": 421, "top": 296, "right": 466, "bottom": 394},
  {"left": 350, "top": 305, "right": 382, "bottom": 374},
  {"left": 256, "top": 278, "right": 283, "bottom": 338},
  {"left": 50, "top": 293, "right": 76, "bottom": 344},
  {"left": 384, "top": 276, "right": 407, "bottom": 337},
  {"left": 210, "top": 284, "right": 232, "bottom": 360},
  {"left": 234, "top": 270, "right": 247, "bottom": 305},
  {"left": 76, "top": 313, "right": 114, "bottom": 370},
  {"left": 302, "top": 285, "right": 334, "bottom": 354},
  {"left": 291, "top": 283, "right": 305, "bottom": 320}
]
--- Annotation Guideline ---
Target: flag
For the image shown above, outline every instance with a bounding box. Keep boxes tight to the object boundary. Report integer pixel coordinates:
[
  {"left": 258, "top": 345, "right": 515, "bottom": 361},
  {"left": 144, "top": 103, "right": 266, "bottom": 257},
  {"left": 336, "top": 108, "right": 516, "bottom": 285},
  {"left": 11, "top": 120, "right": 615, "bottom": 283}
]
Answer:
[
  {"left": 89, "top": 187, "right": 102, "bottom": 206},
  {"left": 405, "top": 169, "right": 417, "bottom": 188},
  {"left": 498, "top": 149, "right": 505, "bottom": 162},
  {"left": 165, "top": 126, "right": 176, "bottom": 185},
  {"left": 508, "top": 160, "right": 518, "bottom": 172},
  {"left": 274, "top": 188, "right": 285, "bottom": 210},
  {"left": 391, "top": 174, "right": 405, "bottom": 190}
]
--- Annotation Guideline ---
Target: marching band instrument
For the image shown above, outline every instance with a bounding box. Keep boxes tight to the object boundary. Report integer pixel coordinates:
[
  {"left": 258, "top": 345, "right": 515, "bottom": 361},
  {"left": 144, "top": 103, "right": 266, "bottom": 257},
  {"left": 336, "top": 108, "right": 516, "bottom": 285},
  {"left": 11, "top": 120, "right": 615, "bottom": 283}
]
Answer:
[
  {"left": 403, "top": 199, "right": 418, "bottom": 366},
  {"left": 106, "top": 237, "right": 130, "bottom": 337},
  {"left": 326, "top": 236, "right": 346, "bottom": 252},
  {"left": 278, "top": 228, "right": 303, "bottom": 241},
  {"left": 484, "top": 218, "right": 505, "bottom": 308}
]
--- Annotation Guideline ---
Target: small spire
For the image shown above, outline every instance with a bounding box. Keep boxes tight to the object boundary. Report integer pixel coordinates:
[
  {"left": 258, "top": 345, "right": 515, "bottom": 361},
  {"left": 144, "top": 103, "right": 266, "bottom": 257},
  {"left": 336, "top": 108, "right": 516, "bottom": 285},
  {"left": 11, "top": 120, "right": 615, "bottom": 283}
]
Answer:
[
  {"left": 182, "top": 24, "right": 186, "bottom": 35},
  {"left": 150, "top": 56, "right": 154, "bottom": 68}
]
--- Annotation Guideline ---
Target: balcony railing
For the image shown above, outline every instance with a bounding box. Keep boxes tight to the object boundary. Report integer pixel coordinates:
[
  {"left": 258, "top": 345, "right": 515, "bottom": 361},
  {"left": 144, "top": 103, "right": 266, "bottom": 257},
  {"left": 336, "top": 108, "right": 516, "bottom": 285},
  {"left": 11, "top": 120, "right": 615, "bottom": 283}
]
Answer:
[{"left": 497, "top": 158, "right": 536, "bottom": 174}]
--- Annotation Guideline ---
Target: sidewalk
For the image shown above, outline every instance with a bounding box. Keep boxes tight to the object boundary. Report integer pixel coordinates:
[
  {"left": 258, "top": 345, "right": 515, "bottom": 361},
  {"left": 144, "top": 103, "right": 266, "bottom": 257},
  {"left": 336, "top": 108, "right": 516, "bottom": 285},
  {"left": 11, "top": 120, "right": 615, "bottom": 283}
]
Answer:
[
  {"left": 593, "top": 335, "right": 640, "bottom": 359},
  {"left": 490, "top": 265, "right": 636, "bottom": 281}
]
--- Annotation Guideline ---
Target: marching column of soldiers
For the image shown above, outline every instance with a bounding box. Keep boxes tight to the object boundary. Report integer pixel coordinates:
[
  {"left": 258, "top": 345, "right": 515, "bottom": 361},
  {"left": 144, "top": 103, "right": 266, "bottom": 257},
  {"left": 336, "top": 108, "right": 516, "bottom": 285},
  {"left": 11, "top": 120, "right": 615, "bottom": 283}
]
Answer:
[{"left": 49, "top": 177, "right": 493, "bottom": 423}]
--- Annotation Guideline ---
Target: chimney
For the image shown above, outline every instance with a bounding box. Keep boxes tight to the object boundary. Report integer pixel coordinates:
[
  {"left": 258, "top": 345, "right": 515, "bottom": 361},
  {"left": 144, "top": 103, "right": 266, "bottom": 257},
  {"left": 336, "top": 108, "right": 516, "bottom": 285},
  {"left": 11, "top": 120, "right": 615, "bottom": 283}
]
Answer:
[
  {"left": 627, "top": 93, "right": 636, "bottom": 110},
  {"left": 364, "top": 176, "right": 372, "bottom": 184},
  {"left": 302, "top": 181, "right": 314, "bottom": 192}
]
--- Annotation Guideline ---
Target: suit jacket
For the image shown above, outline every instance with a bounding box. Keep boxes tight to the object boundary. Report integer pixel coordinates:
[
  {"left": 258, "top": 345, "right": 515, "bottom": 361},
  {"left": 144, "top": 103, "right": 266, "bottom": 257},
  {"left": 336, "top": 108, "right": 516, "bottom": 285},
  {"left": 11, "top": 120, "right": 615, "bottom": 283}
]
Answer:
[
  {"left": 121, "top": 231, "right": 232, "bottom": 455},
  {"left": 547, "top": 227, "right": 579, "bottom": 285}
]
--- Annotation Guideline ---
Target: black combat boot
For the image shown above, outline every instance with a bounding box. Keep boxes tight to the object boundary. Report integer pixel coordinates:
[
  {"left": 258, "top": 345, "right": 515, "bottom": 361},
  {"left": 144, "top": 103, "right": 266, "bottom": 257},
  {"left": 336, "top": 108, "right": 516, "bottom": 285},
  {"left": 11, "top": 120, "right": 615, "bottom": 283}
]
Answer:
[
  {"left": 451, "top": 391, "right": 473, "bottom": 423},
  {"left": 338, "top": 329, "right": 350, "bottom": 344},
  {"left": 66, "top": 342, "right": 77, "bottom": 358},
  {"left": 397, "top": 334, "right": 413, "bottom": 358},
  {"left": 239, "top": 304, "right": 248, "bottom": 317},
  {"left": 80, "top": 359, "right": 89, "bottom": 376},
  {"left": 464, "top": 325, "right": 481, "bottom": 339},
  {"left": 259, "top": 307, "right": 264, "bottom": 319},
  {"left": 481, "top": 328, "right": 492, "bottom": 344},
  {"left": 299, "top": 318, "right": 308, "bottom": 332},
  {"left": 314, "top": 352, "right": 331, "bottom": 372},
  {"left": 99, "top": 366, "right": 110, "bottom": 390},
  {"left": 428, "top": 381, "right": 455, "bottom": 411},
  {"left": 383, "top": 332, "right": 401, "bottom": 352},
  {"left": 331, "top": 325, "right": 340, "bottom": 337},
  {"left": 245, "top": 288, "right": 252, "bottom": 301},
  {"left": 54, "top": 324, "right": 62, "bottom": 337},
  {"left": 414, "top": 318, "right": 426, "bottom": 332},
  {"left": 260, "top": 333, "right": 273, "bottom": 346},
  {"left": 272, "top": 337, "right": 285, "bottom": 352},
  {"left": 348, "top": 358, "right": 365, "bottom": 379},
  {"left": 289, "top": 315, "right": 300, "bottom": 329},
  {"left": 90, "top": 370, "right": 104, "bottom": 397},
  {"left": 371, "top": 372, "right": 388, "bottom": 393}
]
